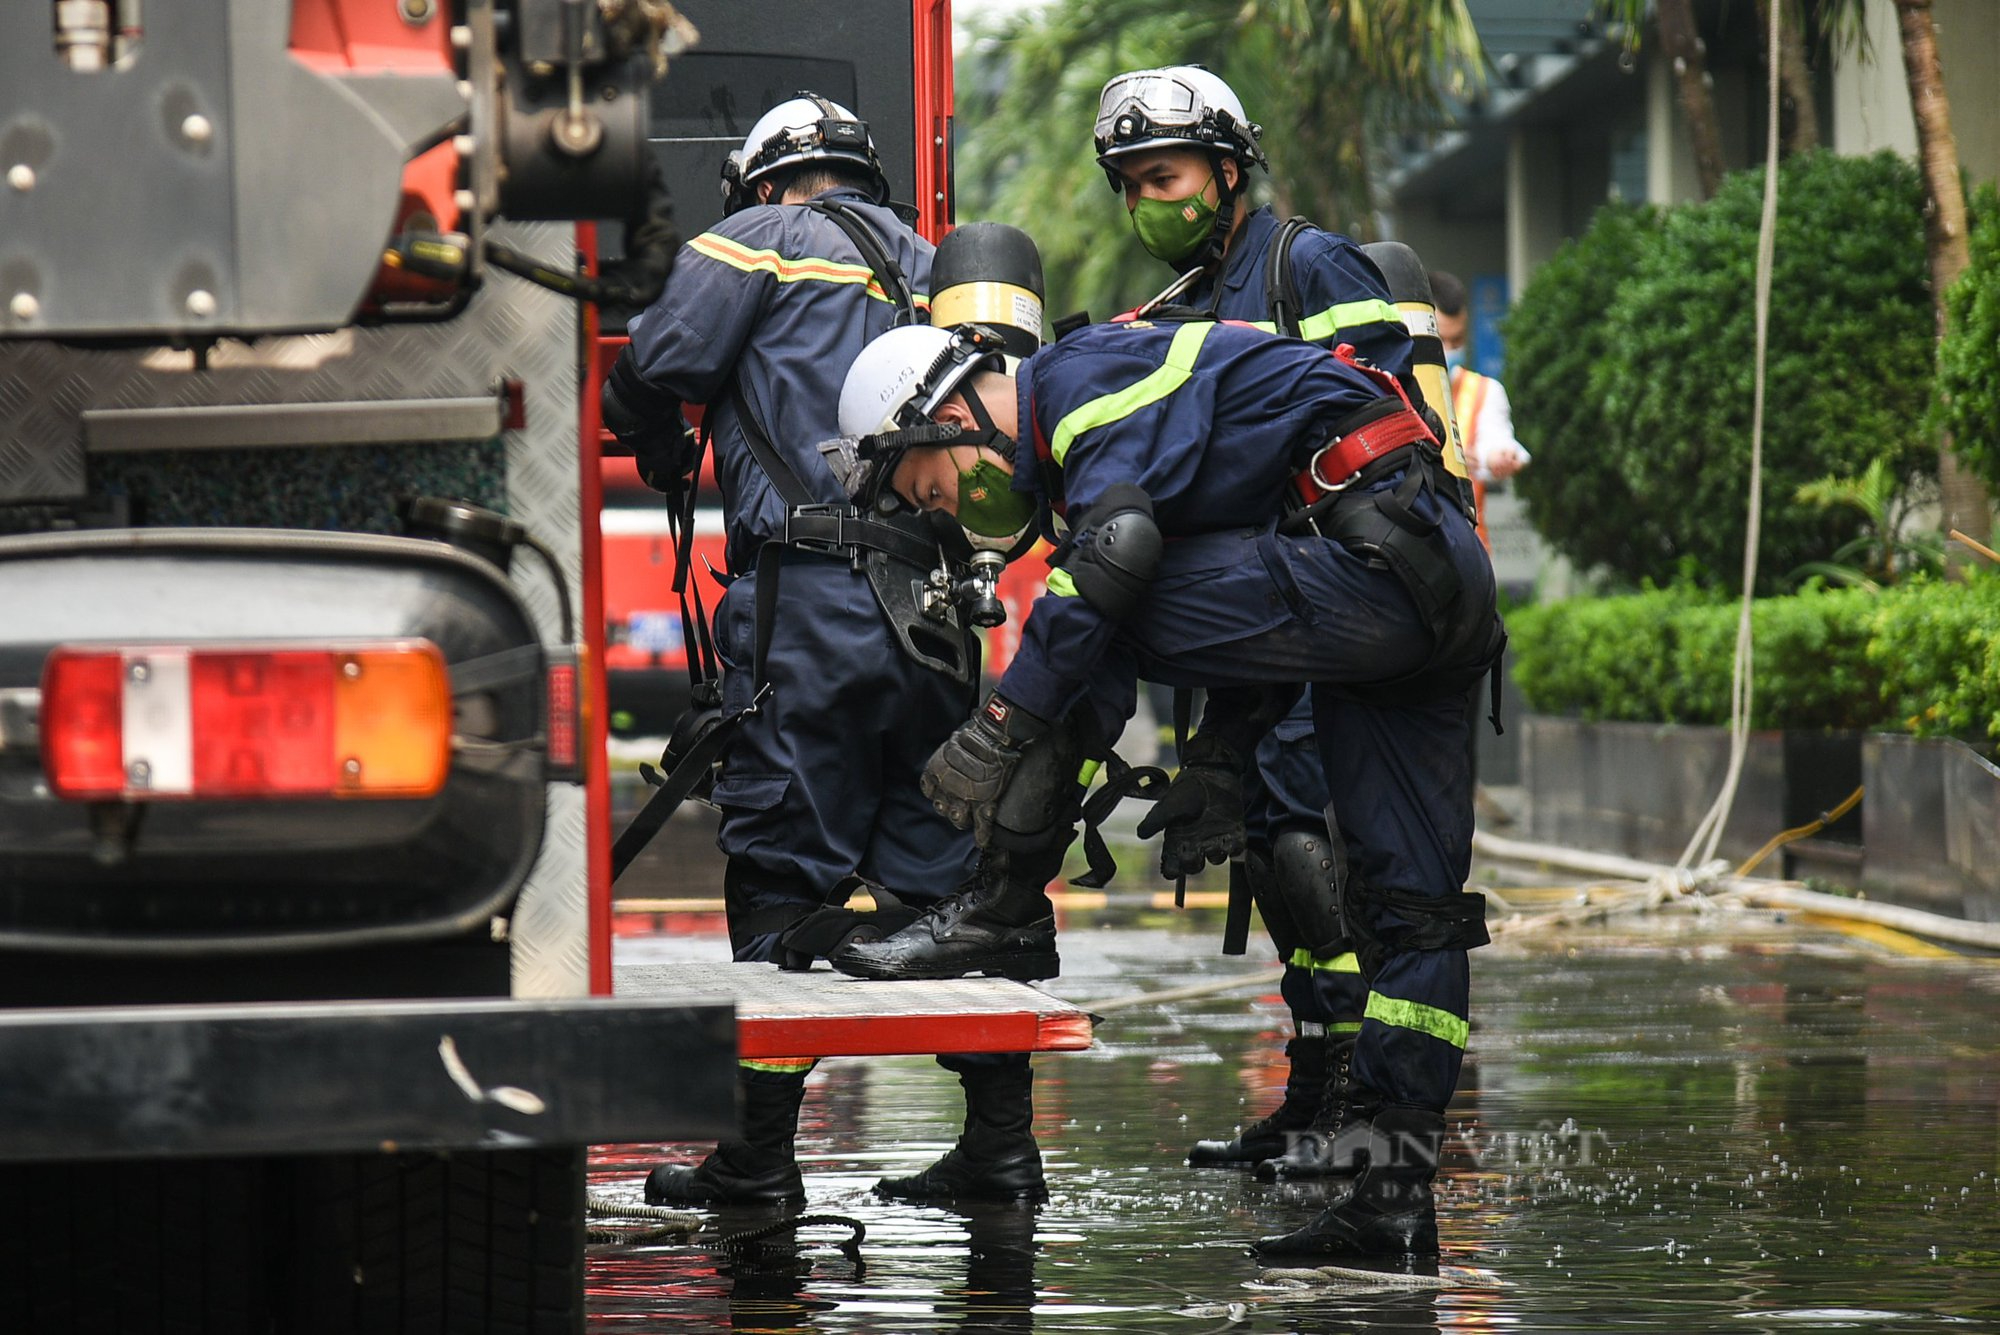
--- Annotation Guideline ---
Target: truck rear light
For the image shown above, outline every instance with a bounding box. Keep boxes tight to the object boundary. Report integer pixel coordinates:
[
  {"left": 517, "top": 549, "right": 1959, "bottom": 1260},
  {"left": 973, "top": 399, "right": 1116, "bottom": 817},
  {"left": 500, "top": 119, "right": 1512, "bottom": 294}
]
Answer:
[
  {"left": 41, "top": 643, "right": 451, "bottom": 801},
  {"left": 546, "top": 649, "right": 581, "bottom": 781}
]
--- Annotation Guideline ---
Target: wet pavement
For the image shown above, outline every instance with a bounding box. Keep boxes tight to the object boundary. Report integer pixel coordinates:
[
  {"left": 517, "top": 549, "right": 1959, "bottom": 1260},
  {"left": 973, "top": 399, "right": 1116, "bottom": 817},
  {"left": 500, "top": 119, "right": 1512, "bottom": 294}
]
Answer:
[{"left": 592, "top": 864, "right": 2000, "bottom": 1332}]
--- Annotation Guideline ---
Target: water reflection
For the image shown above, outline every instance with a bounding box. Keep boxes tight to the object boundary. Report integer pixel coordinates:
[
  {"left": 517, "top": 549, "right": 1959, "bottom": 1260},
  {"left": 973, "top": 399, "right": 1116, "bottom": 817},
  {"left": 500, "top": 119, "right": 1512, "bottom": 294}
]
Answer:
[{"left": 597, "top": 909, "right": 2000, "bottom": 1332}]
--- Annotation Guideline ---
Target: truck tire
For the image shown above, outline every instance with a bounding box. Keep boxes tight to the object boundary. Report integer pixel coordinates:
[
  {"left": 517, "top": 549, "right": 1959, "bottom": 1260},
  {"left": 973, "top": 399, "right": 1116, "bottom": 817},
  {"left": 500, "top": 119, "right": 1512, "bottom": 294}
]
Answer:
[
  {"left": 289, "top": 1147, "right": 588, "bottom": 1335},
  {"left": 0, "top": 1159, "right": 275, "bottom": 1335},
  {"left": 0, "top": 1150, "right": 587, "bottom": 1334}
]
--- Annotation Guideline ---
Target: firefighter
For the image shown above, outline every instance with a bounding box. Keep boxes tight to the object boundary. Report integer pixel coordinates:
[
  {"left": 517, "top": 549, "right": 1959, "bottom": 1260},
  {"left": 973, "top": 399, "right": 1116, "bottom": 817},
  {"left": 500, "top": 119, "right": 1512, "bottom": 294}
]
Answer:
[
  {"left": 602, "top": 95, "right": 1045, "bottom": 1209},
  {"left": 831, "top": 318, "right": 1503, "bottom": 1258},
  {"left": 1092, "top": 65, "right": 1428, "bottom": 1179}
]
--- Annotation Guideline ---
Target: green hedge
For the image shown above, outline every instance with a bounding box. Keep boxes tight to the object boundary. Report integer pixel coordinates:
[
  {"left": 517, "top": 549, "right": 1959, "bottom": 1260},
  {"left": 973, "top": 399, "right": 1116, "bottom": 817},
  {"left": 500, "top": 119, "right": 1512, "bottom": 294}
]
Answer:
[
  {"left": 1933, "top": 184, "right": 2000, "bottom": 489},
  {"left": 1509, "top": 575, "right": 2000, "bottom": 744},
  {"left": 1509, "top": 152, "right": 1936, "bottom": 592},
  {"left": 1505, "top": 203, "right": 1669, "bottom": 581}
]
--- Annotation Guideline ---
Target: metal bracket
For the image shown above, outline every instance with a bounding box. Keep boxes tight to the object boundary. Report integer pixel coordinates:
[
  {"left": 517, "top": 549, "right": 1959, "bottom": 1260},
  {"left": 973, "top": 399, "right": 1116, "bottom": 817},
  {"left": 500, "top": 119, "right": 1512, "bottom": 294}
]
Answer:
[{"left": 82, "top": 398, "right": 505, "bottom": 452}]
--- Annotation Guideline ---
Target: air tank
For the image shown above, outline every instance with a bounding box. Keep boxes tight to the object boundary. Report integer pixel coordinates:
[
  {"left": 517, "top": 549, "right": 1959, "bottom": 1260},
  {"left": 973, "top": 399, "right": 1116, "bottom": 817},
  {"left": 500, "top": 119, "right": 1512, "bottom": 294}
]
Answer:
[
  {"left": 1361, "top": 242, "right": 1472, "bottom": 492},
  {"left": 929, "top": 222, "right": 1045, "bottom": 360}
]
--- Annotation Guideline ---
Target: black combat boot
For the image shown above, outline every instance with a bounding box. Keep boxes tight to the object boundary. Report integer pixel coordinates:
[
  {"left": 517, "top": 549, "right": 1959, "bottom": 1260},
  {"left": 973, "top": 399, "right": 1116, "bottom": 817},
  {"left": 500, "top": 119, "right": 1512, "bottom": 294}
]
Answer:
[
  {"left": 1188, "top": 1030, "right": 1331, "bottom": 1167},
  {"left": 1253, "top": 1034, "right": 1370, "bottom": 1181},
  {"left": 1251, "top": 1106, "right": 1446, "bottom": 1260},
  {"left": 831, "top": 845, "right": 1063, "bottom": 982},
  {"left": 645, "top": 1064, "right": 809, "bottom": 1207},
  {"left": 876, "top": 1057, "right": 1048, "bottom": 1203}
]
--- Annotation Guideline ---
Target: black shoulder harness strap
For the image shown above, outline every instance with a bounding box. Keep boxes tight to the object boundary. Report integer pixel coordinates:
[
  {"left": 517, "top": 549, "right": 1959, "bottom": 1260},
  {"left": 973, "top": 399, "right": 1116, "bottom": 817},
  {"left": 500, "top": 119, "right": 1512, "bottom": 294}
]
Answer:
[
  {"left": 804, "top": 198, "right": 921, "bottom": 326},
  {"left": 1264, "top": 215, "right": 1312, "bottom": 339},
  {"left": 614, "top": 202, "right": 951, "bottom": 880}
]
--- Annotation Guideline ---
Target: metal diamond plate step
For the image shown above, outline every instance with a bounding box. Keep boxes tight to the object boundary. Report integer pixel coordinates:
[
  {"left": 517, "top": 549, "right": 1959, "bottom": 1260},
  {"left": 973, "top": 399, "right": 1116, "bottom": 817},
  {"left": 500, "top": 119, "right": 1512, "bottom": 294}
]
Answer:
[{"left": 614, "top": 961, "right": 1095, "bottom": 1060}]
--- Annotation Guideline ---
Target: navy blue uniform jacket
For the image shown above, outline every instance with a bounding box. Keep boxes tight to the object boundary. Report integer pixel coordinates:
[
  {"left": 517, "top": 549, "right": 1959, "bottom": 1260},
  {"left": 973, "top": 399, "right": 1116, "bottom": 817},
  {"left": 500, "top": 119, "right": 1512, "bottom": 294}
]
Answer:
[
  {"left": 623, "top": 187, "right": 933, "bottom": 575},
  {"left": 996, "top": 318, "right": 1400, "bottom": 722}
]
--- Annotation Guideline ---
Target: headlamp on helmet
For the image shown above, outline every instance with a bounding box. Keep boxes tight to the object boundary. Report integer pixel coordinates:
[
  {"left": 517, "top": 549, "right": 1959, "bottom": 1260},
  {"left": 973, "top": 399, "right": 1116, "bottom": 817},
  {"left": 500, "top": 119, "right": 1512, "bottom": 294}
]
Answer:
[{"left": 1092, "top": 66, "right": 1266, "bottom": 192}]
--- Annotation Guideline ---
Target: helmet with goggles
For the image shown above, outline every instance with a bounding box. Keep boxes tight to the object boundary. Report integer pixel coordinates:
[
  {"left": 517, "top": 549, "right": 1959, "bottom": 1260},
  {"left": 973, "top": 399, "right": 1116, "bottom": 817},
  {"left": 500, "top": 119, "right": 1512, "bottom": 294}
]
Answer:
[
  {"left": 722, "top": 92, "right": 890, "bottom": 215},
  {"left": 1093, "top": 65, "right": 1266, "bottom": 191},
  {"left": 838, "top": 323, "right": 1009, "bottom": 440},
  {"left": 827, "top": 324, "right": 1036, "bottom": 557}
]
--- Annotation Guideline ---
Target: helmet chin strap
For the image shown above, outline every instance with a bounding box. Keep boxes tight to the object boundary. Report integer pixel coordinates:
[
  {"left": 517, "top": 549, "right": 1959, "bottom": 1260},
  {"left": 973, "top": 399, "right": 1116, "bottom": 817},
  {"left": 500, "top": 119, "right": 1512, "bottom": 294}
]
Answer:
[
  {"left": 1192, "top": 153, "right": 1241, "bottom": 274},
  {"left": 956, "top": 380, "right": 1016, "bottom": 459}
]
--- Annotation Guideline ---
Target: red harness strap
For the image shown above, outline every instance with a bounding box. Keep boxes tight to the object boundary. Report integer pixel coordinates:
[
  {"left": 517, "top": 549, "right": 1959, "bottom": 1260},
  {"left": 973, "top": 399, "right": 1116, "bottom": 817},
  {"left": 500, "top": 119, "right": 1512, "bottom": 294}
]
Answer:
[
  {"left": 1289, "top": 343, "right": 1440, "bottom": 503},
  {"left": 1291, "top": 407, "right": 1436, "bottom": 504}
]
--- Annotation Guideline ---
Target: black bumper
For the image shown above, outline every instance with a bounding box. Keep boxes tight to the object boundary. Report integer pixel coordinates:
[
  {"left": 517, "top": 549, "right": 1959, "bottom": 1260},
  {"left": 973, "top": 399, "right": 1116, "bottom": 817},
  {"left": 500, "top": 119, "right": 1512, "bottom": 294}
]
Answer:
[{"left": 0, "top": 996, "right": 734, "bottom": 1162}]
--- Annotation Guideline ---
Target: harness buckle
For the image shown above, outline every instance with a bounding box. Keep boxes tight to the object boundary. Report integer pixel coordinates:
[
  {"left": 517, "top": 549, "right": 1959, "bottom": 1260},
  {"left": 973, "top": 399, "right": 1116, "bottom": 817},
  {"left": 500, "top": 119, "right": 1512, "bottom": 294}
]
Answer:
[
  {"left": 782, "top": 503, "right": 860, "bottom": 559},
  {"left": 1306, "top": 442, "right": 1365, "bottom": 496}
]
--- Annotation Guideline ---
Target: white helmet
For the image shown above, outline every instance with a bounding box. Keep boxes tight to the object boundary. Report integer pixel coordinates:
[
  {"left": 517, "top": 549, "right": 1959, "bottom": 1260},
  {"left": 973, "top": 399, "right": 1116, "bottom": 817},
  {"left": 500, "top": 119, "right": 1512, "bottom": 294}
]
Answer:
[
  {"left": 722, "top": 92, "right": 889, "bottom": 214},
  {"left": 837, "top": 324, "right": 1007, "bottom": 439},
  {"left": 1093, "top": 65, "right": 1266, "bottom": 190},
  {"left": 826, "top": 323, "right": 1017, "bottom": 528}
]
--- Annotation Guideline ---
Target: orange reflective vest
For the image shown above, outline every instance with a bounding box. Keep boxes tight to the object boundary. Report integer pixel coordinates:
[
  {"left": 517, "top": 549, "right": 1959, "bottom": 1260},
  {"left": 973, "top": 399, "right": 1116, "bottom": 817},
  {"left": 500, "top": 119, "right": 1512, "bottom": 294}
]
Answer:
[{"left": 1450, "top": 365, "right": 1493, "bottom": 552}]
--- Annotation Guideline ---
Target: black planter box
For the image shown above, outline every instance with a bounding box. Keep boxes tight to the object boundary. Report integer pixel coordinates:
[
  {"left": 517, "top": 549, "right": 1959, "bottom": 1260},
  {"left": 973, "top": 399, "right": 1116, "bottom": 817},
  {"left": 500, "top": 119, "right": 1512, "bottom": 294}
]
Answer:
[
  {"left": 1521, "top": 718, "right": 1791, "bottom": 869},
  {"left": 1860, "top": 734, "right": 2000, "bottom": 922},
  {"left": 1519, "top": 717, "right": 2000, "bottom": 924}
]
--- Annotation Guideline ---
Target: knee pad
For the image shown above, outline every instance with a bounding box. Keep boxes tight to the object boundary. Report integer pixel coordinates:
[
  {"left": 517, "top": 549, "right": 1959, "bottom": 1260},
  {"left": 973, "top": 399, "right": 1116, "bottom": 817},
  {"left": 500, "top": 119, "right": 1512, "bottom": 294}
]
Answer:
[
  {"left": 1066, "top": 485, "right": 1161, "bottom": 620},
  {"left": 1271, "top": 827, "right": 1348, "bottom": 959},
  {"left": 990, "top": 714, "right": 1085, "bottom": 851},
  {"left": 1243, "top": 851, "right": 1301, "bottom": 958}
]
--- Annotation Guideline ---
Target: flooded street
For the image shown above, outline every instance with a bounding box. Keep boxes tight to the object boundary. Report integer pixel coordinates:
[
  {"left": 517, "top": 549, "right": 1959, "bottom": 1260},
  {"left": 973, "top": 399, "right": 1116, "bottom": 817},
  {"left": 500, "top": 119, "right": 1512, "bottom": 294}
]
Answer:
[{"left": 592, "top": 887, "right": 2000, "bottom": 1332}]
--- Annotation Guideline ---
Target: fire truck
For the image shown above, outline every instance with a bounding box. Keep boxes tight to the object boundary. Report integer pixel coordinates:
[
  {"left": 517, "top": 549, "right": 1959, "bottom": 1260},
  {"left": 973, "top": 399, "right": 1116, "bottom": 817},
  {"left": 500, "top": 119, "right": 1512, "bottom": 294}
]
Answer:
[{"left": 0, "top": 1, "right": 951, "bottom": 1328}]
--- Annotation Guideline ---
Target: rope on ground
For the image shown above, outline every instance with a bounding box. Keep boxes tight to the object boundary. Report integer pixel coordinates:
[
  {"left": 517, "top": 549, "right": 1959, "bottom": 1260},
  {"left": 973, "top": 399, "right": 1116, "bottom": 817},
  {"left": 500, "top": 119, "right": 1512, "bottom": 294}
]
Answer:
[
  {"left": 1472, "top": 828, "right": 2000, "bottom": 954},
  {"left": 585, "top": 1193, "right": 705, "bottom": 1245},
  {"left": 1732, "top": 784, "right": 1864, "bottom": 877}
]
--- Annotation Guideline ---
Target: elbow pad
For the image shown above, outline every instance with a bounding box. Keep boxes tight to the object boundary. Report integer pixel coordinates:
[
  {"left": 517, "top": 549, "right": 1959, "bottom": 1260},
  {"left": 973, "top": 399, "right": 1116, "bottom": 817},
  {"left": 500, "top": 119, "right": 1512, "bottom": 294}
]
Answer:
[{"left": 1066, "top": 484, "right": 1162, "bottom": 620}]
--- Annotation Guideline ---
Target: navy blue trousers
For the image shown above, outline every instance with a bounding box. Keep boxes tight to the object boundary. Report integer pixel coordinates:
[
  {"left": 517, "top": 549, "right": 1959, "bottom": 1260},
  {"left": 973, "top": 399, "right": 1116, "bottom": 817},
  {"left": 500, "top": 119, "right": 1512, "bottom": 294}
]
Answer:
[
  {"left": 1071, "top": 491, "right": 1494, "bottom": 1113},
  {"left": 714, "top": 555, "right": 1018, "bottom": 1081},
  {"left": 714, "top": 554, "right": 977, "bottom": 946}
]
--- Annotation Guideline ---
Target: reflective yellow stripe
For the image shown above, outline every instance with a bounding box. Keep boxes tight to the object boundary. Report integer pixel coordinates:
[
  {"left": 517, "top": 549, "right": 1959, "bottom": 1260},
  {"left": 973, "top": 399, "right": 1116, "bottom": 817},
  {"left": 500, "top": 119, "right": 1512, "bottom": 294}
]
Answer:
[
  {"left": 1049, "top": 322, "right": 1213, "bottom": 466},
  {"left": 1077, "top": 758, "right": 1102, "bottom": 787},
  {"left": 1327, "top": 1020, "right": 1363, "bottom": 1034},
  {"left": 687, "top": 233, "right": 930, "bottom": 309},
  {"left": 1045, "top": 567, "right": 1078, "bottom": 597},
  {"left": 1451, "top": 366, "right": 1490, "bottom": 458},
  {"left": 1364, "top": 991, "right": 1469, "bottom": 1049},
  {"left": 1297, "top": 298, "right": 1403, "bottom": 344},
  {"left": 1244, "top": 298, "right": 1404, "bottom": 344},
  {"left": 741, "top": 1057, "right": 817, "bottom": 1074},
  {"left": 1287, "top": 948, "right": 1362, "bottom": 973}
]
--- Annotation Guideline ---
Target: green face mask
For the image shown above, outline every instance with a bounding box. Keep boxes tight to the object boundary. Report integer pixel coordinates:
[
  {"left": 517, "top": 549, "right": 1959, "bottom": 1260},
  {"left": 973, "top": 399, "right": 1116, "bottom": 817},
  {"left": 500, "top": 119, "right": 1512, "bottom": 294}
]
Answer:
[
  {"left": 956, "top": 457, "right": 1037, "bottom": 547},
  {"left": 1128, "top": 176, "right": 1218, "bottom": 265}
]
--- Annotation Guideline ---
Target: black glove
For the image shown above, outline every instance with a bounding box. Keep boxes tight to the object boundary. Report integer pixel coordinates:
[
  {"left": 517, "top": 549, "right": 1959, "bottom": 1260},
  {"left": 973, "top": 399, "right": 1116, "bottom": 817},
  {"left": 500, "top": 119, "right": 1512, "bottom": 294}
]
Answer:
[
  {"left": 921, "top": 693, "right": 1049, "bottom": 846},
  {"left": 1136, "top": 730, "right": 1248, "bottom": 879},
  {"left": 602, "top": 347, "right": 696, "bottom": 493},
  {"left": 773, "top": 884, "right": 917, "bottom": 972}
]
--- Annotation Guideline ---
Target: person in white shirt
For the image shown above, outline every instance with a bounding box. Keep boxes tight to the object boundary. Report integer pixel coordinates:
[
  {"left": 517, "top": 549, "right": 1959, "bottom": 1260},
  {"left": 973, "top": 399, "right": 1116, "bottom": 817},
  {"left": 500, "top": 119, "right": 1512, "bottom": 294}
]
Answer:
[{"left": 1431, "top": 271, "right": 1528, "bottom": 551}]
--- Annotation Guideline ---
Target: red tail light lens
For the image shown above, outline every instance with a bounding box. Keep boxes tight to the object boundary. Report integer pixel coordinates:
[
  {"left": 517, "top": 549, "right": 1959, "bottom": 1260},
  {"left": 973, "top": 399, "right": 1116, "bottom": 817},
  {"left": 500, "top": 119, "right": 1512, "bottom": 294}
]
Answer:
[
  {"left": 41, "top": 642, "right": 451, "bottom": 801},
  {"left": 546, "top": 658, "right": 578, "bottom": 773}
]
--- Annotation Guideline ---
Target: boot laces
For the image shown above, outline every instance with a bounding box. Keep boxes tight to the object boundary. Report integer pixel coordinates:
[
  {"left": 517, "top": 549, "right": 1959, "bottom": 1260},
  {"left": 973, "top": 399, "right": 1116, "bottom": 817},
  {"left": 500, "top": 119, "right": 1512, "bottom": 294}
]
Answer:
[
  {"left": 1311, "top": 1042, "right": 1355, "bottom": 1136},
  {"left": 909, "top": 859, "right": 1002, "bottom": 930}
]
